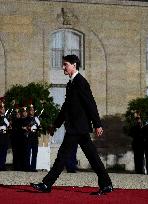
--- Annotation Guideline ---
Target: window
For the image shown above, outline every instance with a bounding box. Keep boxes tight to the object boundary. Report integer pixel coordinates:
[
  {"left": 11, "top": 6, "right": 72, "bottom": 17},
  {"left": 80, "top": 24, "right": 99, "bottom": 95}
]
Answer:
[{"left": 52, "top": 29, "right": 83, "bottom": 69}]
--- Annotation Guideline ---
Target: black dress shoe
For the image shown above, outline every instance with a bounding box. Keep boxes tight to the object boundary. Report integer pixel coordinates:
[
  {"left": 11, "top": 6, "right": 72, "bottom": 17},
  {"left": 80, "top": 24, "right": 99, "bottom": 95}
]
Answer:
[
  {"left": 30, "top": 182, "right": 51, "bottom": 192},
  {"left": 0, "top": 167, "right": 7, "bottom": 171},
  {"left": 90, "top": 185, "right": 113, "bottom": 196},
  {"left": 30, "top": 169, "right": 38, "bottom": 172},
  {"left": 67, "top": 170, "right": 76, "bottom": 173}
]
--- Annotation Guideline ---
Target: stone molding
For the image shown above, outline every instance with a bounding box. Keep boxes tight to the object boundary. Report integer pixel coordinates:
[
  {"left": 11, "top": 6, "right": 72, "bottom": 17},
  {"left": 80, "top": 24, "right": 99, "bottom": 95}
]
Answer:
[
  {"left": 36, "top": 0, "right": 148, "bottom": 7},
  {"left": 1, "top": 0, "right": 148, "bottom": 7}
]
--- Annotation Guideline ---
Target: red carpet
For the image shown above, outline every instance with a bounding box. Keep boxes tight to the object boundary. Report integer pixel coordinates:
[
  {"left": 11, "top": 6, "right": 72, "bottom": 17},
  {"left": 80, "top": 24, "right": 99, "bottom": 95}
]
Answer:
[{"left": 0, "top": 185, "right": 148, "bottom": 204}]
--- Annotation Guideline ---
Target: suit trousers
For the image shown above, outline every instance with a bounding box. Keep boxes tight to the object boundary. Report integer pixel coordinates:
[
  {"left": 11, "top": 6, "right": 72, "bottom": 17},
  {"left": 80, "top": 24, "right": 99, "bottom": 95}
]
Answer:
[{"left": 43, "top": 133, "right": 112, "bottom": 189}]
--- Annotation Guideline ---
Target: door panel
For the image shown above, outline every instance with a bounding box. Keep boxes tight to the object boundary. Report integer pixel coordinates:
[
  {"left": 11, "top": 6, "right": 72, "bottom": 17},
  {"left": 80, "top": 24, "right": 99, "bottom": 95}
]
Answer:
[{"left": 50, "top": 87, "right": 66, "bottom": 144}]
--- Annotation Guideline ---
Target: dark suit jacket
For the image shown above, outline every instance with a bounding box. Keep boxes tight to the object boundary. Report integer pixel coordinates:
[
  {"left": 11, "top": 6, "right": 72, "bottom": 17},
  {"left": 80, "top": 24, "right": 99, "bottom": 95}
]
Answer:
[{"left": 54, "top": 73, "right": 102, "bottom": 135}]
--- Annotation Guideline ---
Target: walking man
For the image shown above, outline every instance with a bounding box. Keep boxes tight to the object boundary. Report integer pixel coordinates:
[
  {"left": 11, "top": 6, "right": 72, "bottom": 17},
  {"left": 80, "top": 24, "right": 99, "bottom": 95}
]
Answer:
[{"left": 31, "top": 54, "right": 113, "bottom": 195}]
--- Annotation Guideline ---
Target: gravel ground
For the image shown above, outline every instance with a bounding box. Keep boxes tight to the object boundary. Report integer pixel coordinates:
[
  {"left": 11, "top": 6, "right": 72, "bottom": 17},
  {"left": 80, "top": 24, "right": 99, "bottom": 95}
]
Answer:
[{"left": 0, "top": 171, "right": 148, "bottom": 189}]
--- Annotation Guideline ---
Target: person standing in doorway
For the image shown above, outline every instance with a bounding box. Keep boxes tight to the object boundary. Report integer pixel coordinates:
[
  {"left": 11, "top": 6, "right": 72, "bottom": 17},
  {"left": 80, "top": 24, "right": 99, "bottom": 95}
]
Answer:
[{"left": 31, "top": 54, "right": 113, "bottom": 195}]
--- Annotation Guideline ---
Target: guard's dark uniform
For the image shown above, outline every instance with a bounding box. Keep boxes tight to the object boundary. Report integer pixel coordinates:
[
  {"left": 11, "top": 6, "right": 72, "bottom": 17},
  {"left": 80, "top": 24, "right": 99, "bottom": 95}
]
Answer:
[
  {"left": 23, "top": 113, "right": 40, "bottom": 172},
  {"left": 10, "top": 111, "right": 24, "bottom": 171},
  {"left": 141, "top": 123, "right": 148, "bottom": 174},
  {"left": 130, "top": 121, "right": 145, "bottom": 174},
  {"left": 130, "top": 114, "right": 148, "bottom": 174},
  {"left": 19, "top": 107, "right": 29, "bottom": 171},
  {"left": 0, "top": 112, "right": 9, "bottom": 170}
]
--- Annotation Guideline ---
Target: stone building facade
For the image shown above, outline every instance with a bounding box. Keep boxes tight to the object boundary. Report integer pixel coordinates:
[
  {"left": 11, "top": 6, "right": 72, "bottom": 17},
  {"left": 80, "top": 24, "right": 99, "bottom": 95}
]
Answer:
[
  {"left": 0, "top": 0, "right": 148, "bottom": 116},
  {"left": 1, "top": 0, "right": 148, "bottom": 171}
]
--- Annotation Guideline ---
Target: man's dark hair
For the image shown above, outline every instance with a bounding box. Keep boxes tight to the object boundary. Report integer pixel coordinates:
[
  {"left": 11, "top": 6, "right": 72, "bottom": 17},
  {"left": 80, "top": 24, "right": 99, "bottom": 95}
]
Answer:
[{"left": 63, "top": 55, "right": 80, "bottom": 70}]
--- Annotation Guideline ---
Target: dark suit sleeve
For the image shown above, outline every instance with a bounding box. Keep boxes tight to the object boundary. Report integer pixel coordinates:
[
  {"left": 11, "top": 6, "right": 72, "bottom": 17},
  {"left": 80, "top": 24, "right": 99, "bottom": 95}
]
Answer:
[
  {"left": 53, "top": 102, "right": 66, "bottom": 128},
  {"left": 77, "top": 78, "right": 102, "bottom": 128}
]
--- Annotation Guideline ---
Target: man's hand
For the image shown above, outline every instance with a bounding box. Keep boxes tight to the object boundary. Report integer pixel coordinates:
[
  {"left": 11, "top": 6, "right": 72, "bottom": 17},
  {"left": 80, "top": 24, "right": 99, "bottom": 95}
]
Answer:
[
  {"left": 48, "top": 125, "right": 56, "bottom": 136},
  {"left": 95, "top": 127, "right": 103, "bottom": 137}
]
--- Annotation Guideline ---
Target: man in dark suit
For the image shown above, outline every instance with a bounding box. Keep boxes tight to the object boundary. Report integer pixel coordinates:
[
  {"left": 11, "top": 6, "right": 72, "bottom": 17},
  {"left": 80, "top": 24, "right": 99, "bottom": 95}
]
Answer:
[{"left": 31, "top": 55, "right": 113, "bottom": 195}]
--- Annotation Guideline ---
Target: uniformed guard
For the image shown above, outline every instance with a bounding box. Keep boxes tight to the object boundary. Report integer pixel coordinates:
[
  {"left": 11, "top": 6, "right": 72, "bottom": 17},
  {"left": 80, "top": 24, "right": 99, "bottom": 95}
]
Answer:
[
  {"left": 24, "top": 104, "right": 41, "bottom": 172},
  {"left": 141, "top": 118, "right": 148, "bottom": 174},
  {"left": 0, "top": 100, "right": 10, "bottom": 171},
  {"left": 20, "top": 106, "right": 29, "bottom": 171},
  {"left": 10, "top": 105, "right": 23, "bottom": 170},
  {"left": 131, "top": 114, "right": 144, "bottom": 174}
]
